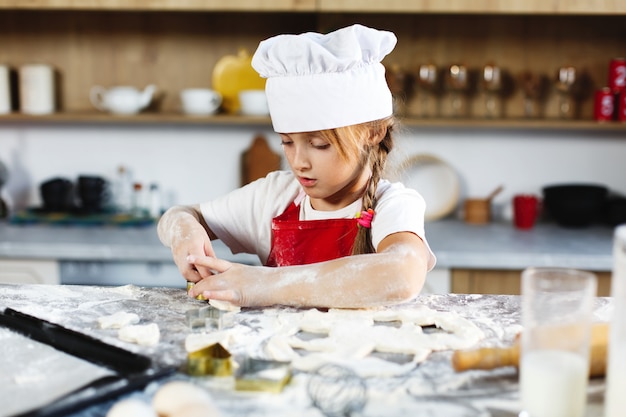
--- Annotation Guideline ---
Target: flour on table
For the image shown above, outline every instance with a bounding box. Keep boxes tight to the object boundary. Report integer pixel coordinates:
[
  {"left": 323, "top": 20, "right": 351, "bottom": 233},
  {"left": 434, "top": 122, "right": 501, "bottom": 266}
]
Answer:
[
  {"left": 118, "top": 323, "right": 160, "bottom": 346},
  {"left": 97, "top": 311, "right": 140, "bottom": 329}
]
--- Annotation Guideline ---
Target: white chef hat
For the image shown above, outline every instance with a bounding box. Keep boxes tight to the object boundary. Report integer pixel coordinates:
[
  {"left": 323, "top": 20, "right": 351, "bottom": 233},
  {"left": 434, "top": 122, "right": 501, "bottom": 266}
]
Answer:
[{"left": 251, "top": 24, "right": 397, "bottom": 133}]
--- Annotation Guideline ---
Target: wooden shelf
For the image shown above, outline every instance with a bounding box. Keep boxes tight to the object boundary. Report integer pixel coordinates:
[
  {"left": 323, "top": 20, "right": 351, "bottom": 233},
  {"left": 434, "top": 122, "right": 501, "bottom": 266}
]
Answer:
[
  {"left": 2, "top": 112, "right": 625, "bottom": 132},
  {"left": 0, "top": 112, "right": 273, "bottom": 126},
  {"left": 0, "top": 0, "right": 624, "bottom": 14},
  {"left": 319, "top": 0, "right": 626, "bottom": 15}
]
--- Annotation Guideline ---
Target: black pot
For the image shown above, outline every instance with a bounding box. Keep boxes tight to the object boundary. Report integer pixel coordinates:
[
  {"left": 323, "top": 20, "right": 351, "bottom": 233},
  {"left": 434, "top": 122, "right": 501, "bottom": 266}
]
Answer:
[
  {"left": 606, "top": 196, "right": 626, "bottom": 227},
  {"left": 77, "top": 175, "right": 108, "bottom": 212},
  {"left": 542, "top": 184, "right": 608, "bottom": 228},
  {"left": 40, "top": 177, "right": 74, "bottom": 212}
]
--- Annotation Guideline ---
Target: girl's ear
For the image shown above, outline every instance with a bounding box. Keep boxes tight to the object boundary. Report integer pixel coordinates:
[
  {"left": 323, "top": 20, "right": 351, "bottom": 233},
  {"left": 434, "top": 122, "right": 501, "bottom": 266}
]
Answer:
[{"left": 368, "top": 127, "right": 386, "bottom": 146}]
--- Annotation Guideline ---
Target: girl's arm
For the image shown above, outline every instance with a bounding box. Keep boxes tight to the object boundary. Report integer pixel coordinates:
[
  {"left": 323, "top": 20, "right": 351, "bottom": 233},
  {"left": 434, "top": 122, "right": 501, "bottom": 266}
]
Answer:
[
  {"left": 157, "top": 205, "right": 219, "bottom": 282},
  {"left": 187, "top": 231, "right": 429, "bottom": 308}
]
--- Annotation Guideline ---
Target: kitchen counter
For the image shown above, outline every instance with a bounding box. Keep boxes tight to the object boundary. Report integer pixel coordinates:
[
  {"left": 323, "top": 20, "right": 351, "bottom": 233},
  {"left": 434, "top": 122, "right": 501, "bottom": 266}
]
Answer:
[
  {"left": 0, "top": 219, "right": 616, "bottom": 271},
  {"left": 0, "top": 284, "right": 613, "bottom": 417}
]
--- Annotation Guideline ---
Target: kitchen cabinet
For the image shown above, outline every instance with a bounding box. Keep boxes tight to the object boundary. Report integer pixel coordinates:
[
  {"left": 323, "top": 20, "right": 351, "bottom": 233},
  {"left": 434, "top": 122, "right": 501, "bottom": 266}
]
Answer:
[
  {"left": 0, "top": 259, "right": 60, "bottom": 284},
  {"left": 450, "top": 268, "right": 612, "bottom": 296},
  {"left": 0, "top": 2, "right": 624, "bottom": 130}
]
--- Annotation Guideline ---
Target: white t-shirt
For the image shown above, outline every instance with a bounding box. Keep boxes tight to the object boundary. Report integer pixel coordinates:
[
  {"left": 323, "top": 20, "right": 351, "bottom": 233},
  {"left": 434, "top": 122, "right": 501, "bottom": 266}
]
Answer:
[{"left": 200, "top": 170, "right": 436, "bottom": 269}]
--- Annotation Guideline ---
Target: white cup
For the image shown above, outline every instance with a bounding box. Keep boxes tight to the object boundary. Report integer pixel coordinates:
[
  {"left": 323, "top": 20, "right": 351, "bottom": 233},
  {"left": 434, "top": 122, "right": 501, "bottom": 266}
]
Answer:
[
  {"left": 19, "top": 64, "right": 55, "bottom": 115},
  {"left": 520, "top": 267, "right": 597, "bottom": 417},
  {"left": 0, "top": 65, "right": 10, "bottom": 114},
  {"left": 180, "top": 88, "right": 222, "bottom": 115},
  {"left": 239, "top": 89, "right": 269, "bottom": 116}
]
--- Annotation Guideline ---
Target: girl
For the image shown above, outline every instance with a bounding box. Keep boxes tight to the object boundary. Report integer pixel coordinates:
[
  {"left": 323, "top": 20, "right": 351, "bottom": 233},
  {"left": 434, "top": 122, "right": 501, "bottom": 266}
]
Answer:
[{"left": 157, "top": 24, "right": 436, "bottom": 308}]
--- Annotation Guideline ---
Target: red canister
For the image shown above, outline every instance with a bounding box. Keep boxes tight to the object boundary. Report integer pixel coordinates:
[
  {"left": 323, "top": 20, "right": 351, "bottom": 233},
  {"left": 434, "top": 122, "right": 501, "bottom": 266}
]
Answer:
[
  {"left": 594, "top": 88, "right": 615, "bottom": 121},
  {"left": 513, "top": 195, "right": 540, "bottom": 230},
  {"left": 609, "top": 58, "right": 626, "bottom": 94},
  {"left": 618, "top": 90, "right": 626, "bottom": 122}
]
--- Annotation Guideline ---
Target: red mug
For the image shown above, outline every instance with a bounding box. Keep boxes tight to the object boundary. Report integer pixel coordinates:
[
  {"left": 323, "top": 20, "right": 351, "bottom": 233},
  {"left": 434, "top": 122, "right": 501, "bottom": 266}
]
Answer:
[{"left": 513, "top": 195, "right": 540, "bottom": 230}]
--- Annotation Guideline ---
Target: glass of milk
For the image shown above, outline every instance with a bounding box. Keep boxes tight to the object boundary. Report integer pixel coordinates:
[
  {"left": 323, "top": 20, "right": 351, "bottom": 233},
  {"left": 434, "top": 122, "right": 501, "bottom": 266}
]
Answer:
[
  {"left": 520, "top": 267, "right": 597, "bottom": 417},
  {"left": 605, "top": 225, "right": 626, "bottom": 417}
]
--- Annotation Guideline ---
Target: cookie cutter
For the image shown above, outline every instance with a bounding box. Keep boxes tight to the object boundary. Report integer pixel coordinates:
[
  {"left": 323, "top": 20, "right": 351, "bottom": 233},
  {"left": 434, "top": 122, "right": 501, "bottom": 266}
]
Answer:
[
  {"left": 187, "top": 343, "right": 232, "bottom": 377},
  {"left": 235, "top": 358, "right": 292, "bottom": 393},
  {"left": 185, "top": 306, "right": 223, "bottom": 332},
  {"left": 186, "top": 281, "right": 206, "bottom": 301}
]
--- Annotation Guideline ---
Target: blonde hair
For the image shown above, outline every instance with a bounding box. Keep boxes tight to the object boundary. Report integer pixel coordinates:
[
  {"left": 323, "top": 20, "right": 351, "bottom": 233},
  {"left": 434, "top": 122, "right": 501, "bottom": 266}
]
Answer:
[{"left": 317, "top": 116, "right": 396, "bottom": 255}]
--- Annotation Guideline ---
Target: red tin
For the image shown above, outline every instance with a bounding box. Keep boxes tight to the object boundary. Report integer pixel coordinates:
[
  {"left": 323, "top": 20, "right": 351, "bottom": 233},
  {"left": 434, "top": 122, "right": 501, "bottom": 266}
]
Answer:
[
  {"left": 618, "top": 90, "right": 626, "bottom": 122},
  {"left": 608, "top": 58, "right": 626, "bottom": 94},
  {"left": 594, "top": 88, "right": 615, "bottom": 121}
]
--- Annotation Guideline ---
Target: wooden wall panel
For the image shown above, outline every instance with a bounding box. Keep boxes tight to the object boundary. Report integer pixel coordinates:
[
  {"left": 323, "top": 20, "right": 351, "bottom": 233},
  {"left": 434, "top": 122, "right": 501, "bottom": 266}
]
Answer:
[
  {"left": 0, "top": 11, "right": 317, "bottom": 112},
  {"left": 451, "top": 269, "right": 612, "bottom": 296}
]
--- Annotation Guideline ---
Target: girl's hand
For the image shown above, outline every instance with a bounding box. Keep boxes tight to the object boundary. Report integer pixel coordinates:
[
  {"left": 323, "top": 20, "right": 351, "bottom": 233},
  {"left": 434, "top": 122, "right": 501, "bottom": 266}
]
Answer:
[
  {"left": 170, "top": 224, "right": 217, "bottom": 282},
  {"left": 186, "top": 255, "right": 255, "bottom": 306},
  {"left": 157, "top": 205, "right": 217, "bottom": 283}
]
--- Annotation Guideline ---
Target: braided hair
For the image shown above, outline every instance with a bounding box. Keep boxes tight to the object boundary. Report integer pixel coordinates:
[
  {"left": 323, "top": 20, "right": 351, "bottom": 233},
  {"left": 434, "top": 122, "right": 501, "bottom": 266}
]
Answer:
[{"left": 317, "top": 116, "right": 396, "bottom": 255}]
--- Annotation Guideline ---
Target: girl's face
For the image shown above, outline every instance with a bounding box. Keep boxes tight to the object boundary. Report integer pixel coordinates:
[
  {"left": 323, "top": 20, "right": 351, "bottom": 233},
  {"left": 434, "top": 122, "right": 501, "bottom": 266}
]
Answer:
[{"left": 280, "top": 131, "right": 370, "bottom": 211}]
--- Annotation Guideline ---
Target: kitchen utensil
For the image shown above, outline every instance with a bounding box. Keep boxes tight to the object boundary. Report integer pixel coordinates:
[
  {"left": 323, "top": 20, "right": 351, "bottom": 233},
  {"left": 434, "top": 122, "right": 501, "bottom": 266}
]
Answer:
[
  {"left": 0, "top": 308, "right": 175, "bottom": 417},
  {"left": 212, "top": 48, "right": 266, "bottom": 114},
  {"left": 180, "top": 88, "right": 222, "bottom": 115},
  {"left": 307, "top": 363, "right": 366, "bottom": 417},
  {"left": 238, "top": 89, "right": 269, "bottom": 116},
  {"left": 417, "top": 63, "right": 439, "bottom": 118},
  {"left": 513, "top": 194, "right": 540, "bottom": 230},
  {"left": 40, "top": 177, "right": 74, "bottom": 212},
  {"left": 464, "top": 185, "right": 503, "bottom": 225},
  {"left": 452, "top": 322, "right": 608, "bottom": 378},
  {"left": 519, "top": 267, "right": 596, "bottom": 417},
  {"left": 19, "top": 63, "right": 56, "bottom": 115},
  {"left": 445, "top": 64, "right": 469, "bottom": 117},
  {"left": 606, "top": 196, "right": 626, "bottom": 226},
  {"left": 519, "top": 70, "right": 547, "bottom": 118},
  {"left": 542, "top": 183, "right": 608, "bottom": 227},
  {"left": 555, "top": 66, "right": 578, "bottom": 119},
  {"left": 481, "top": 63, "right": 502, "bottom": 118},
  {"left": 77, "top": 175, "right": 108, "bottom": 212},
  {"left": 241, "top": 134, "right": 281, "bottom": 186},
  {"left": 399, "top": 154, "right": 460, "bottom": 221},
  {"left": 90, "top": 84, "right": 156, "bottom": 115}
]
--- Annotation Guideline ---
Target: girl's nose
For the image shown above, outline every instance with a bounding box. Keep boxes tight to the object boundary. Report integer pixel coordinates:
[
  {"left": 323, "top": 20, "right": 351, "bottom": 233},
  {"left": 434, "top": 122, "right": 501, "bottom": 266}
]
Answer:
[{"left": 292, "top": 147, "right": 311, "bottom": 171}]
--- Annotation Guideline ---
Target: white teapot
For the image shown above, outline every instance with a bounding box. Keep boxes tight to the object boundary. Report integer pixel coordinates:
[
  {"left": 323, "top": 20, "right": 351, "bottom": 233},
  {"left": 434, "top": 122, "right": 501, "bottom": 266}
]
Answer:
[{"left": 90, "top": 84, "right": 156, "bottom": 115}]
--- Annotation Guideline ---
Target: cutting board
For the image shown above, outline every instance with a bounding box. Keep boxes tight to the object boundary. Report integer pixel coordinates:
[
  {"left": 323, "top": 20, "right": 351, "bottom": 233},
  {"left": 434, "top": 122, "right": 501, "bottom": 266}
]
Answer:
[{"left": 241, "top": 135, "right": 282, "bottom": 186}]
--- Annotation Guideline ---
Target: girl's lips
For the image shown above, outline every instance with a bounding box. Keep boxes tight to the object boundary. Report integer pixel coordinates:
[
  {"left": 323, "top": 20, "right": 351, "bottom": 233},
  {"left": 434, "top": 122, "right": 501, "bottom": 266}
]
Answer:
[{"left": 298, "top": 177, "right": 317, "bottom": 187}]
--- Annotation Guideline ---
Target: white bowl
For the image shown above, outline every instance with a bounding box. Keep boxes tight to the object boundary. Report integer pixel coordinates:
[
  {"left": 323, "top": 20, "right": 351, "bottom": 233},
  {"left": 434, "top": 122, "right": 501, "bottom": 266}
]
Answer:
[
  {"left": 180, "top": 88, "right": 222, "bottom": 115},
  {"left": 238, "top": 89, "right": 269, "bottom": 116}
]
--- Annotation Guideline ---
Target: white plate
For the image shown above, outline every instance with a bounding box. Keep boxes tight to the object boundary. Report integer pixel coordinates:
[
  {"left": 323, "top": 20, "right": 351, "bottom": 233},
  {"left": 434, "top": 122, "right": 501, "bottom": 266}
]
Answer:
[{"left": 398, "top": 154, "right": 460, "bottom": 221}]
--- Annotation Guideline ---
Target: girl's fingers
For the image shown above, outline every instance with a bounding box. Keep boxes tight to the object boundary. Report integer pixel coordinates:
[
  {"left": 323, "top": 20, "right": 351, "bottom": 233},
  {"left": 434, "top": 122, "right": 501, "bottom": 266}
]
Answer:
[
  {"left": 187, "top": 255, "right": 232, "bottom": 274},
  {"left": 200, "top": 289, "right": 240, "bottom": 304}
]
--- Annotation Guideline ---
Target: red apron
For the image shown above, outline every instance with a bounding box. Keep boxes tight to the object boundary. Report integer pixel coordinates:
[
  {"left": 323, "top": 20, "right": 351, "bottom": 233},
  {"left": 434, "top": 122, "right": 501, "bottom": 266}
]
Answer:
[{"left": 265, "top": 198, "right": 359, "bottom": 267}]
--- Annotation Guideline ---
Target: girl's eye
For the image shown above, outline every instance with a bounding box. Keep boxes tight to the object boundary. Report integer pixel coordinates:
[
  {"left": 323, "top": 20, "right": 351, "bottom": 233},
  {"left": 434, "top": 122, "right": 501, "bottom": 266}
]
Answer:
[{"left": 313, "top": 143, "right": 331, "bottom": 150}]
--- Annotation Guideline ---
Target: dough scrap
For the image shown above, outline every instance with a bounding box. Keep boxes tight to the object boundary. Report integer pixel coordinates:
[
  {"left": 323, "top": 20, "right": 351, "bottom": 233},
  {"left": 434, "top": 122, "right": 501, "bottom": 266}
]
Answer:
[
  {"left": 209, "top": 299, "right": 241, "bottom": 313},
  {"left": 263, "top": 305, "right": 483, "bottom": 377},
  {"left": 97, "top": 312, "right": 140, "bottom": 329},
  {"left": 152, "top": 381, "right": 216, "bottom": 417},
  {"left": 118, "top": 323, "right": 160, "bottom": 346}
]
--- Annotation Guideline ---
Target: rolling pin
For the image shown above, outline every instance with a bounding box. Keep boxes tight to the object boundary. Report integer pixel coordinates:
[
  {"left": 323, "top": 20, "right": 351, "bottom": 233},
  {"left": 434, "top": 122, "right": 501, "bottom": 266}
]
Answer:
[{"left": 452, "top": 322, "right": 609, "bottom": 378}]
